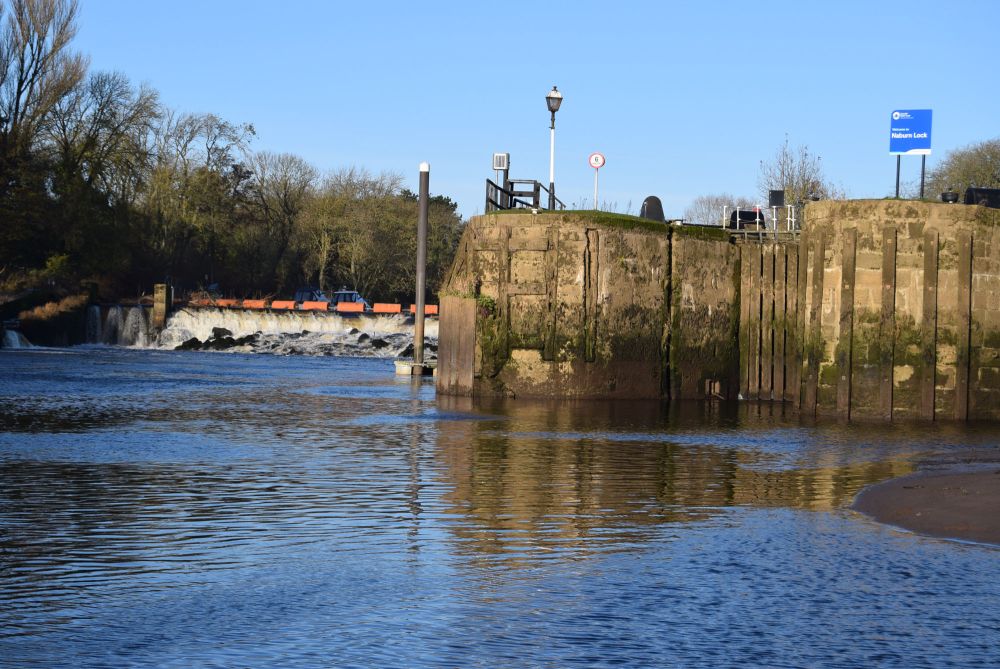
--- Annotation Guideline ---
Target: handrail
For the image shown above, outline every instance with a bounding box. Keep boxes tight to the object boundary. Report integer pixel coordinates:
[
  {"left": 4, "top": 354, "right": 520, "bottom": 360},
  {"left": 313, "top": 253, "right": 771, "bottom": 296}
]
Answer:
[{"left": 485, "top": 178, "right": 565, "bottom": 212}]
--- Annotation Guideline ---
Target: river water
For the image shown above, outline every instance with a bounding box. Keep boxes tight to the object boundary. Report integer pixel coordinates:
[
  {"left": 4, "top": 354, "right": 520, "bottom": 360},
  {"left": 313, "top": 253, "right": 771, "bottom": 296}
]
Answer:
[{"left": 1, "top": 347, "right": 998, "bottom": 668}]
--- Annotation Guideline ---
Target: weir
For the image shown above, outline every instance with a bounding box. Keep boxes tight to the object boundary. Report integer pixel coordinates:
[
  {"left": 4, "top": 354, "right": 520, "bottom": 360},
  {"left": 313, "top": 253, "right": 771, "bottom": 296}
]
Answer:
[
  {"left": 84, "top": 302, "right": 437, "bottom": 357},
  {"left": 435, "top": 202, "right": 1000, "bottom": 421}
]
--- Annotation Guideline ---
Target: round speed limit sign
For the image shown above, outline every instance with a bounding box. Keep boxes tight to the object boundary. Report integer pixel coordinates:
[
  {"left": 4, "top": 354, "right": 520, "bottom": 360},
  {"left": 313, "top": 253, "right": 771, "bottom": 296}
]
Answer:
[{"left": 588, "top": 152, "right": 606, "bottom": 169}]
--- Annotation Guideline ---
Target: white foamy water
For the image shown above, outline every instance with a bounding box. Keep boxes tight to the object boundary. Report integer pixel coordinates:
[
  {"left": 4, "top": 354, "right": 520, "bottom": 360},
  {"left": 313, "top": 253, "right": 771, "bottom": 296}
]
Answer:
[{"left": 156, "top": 307, "right": 438, "bottom": 358}]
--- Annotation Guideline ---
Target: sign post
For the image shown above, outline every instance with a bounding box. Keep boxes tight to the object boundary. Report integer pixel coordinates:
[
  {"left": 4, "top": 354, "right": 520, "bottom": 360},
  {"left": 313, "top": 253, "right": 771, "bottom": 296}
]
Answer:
[
  {"left": 588, "top": 152, "right": 605, "bottom": 209},
  {"left": 889, "top": 109, "right": 932, "bottom": 198}
]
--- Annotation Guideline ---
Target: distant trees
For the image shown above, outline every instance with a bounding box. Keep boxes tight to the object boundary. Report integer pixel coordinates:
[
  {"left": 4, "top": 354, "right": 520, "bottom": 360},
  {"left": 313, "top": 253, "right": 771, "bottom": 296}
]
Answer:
[
  {"left": 683, "top": 193, "right": 756, "bottom": 226},
  {"left": 924, "top": 138, "right": 1000, "bottom": 199},
  {"left": 296, "top": 169, "right": 463, "bottom": 302},
  {"left": 0, "top": 0, "right": 465, "bottom": 302}
]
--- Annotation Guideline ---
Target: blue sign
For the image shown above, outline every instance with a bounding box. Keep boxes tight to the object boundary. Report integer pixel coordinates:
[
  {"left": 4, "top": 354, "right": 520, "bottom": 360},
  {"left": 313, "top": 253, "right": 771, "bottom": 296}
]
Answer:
[{"left": 889, "top": 109, "right": 932, "bottom": 155}]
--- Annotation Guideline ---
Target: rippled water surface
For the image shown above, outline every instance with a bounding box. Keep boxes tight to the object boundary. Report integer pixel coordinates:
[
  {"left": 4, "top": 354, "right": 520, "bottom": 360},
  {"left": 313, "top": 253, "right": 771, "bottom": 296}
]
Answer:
[{"left": 2, "top": 348, "right": 999, "bottom": 668}]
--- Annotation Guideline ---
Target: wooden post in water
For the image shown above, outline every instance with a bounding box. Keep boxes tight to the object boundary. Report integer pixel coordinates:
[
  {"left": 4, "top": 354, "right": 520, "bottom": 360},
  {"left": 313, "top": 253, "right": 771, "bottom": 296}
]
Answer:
[{"left": 413, "top": 162, "right": 430, "bottom": 374}]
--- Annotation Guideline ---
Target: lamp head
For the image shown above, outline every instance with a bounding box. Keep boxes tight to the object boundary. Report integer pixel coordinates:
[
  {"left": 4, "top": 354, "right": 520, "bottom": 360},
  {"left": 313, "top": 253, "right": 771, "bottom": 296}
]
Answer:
[{"left": 546, "top": 86, "right": 563, "bottom": 114}]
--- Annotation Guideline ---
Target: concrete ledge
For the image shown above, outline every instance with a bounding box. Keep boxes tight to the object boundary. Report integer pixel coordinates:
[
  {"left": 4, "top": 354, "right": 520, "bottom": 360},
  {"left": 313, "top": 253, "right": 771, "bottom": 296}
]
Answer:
[{"left": 394, "top": 360, "right": 437, "bottom": 376}]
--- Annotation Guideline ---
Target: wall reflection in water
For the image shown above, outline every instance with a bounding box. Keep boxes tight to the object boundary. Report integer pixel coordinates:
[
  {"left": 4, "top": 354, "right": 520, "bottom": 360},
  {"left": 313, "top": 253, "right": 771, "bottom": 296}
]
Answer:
[{"left": 431, "top": 396, "right": 915, "bottom": 564}]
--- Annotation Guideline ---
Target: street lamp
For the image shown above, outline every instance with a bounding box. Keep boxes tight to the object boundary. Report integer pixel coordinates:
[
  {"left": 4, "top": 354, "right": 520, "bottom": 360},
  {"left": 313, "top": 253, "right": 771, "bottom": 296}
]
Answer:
[{"left": 545, "top": 86, "right": 563, "bottom": 210}]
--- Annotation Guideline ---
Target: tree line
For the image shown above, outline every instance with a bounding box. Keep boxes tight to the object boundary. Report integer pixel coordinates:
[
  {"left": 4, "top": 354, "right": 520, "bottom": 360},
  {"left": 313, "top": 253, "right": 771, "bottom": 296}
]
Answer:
[{"left": 0, "top": 0, "right": 463, "bottom": 303}]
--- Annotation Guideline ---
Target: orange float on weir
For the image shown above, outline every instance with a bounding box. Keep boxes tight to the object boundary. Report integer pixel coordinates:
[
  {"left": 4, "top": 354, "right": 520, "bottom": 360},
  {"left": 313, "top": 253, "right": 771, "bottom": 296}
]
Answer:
[
  {"left": 372, "top": 303, "right": 402, "bottom": 314},
  {"left": 242, "top": 299, "right": 267, "bottom": 309},
  {"left": 270, "top": 300, "right": 296, "bottom": 310},
  {"left": 410, "top": 304, "right": 439, "bottom": 315},
  {"left": 336, "top": 302, "right": 365, "bottom": 313},
  {"left": 300, "top": 301, "right": 330, "bottom": 311},
  {"left": 215, "top": 299, "right": 238, "bottom": 308}
]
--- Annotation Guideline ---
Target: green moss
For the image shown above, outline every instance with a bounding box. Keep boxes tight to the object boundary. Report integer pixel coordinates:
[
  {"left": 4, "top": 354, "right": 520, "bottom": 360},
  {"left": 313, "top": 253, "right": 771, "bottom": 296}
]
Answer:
[
  {"left": 673, "top": 225, "right": 731, "bottom": 242},
  {"left": 974, "top": 207, "right": 1000, "bottom": 228},
  {"left": 819, "top": 362, "right": 839, "bottom": 386},
  {"left": 485, "top": 209, "right": 669, "bottom": 234},
  {"left": 476, "top": 309, "right": 507, "bottom": 378},
  {"left": 984, "top": 331, "right": 1000, "bottom": 349}
]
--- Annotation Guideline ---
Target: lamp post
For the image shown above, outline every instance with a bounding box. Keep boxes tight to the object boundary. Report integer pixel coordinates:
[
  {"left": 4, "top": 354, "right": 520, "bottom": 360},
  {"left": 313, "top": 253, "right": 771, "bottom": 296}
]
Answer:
[{"left": 545, "top": 86, "right": 563, "bottom": 210}]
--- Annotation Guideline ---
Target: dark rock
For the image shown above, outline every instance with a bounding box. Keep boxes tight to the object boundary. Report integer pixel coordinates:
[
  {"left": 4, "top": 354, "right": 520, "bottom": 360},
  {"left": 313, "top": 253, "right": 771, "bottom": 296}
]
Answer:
[
  {"left": 370, "top": 337, "right": 390, "bottom": 350},
  {"left": 211, "top": 327, "right": 233, "bottom": 339},
  {"left": 358, "top": 333, "right": 371, "bottom": 343},
  {"left": 349, "top": 328, "right": 360, "bottom": 335},
  {"left": 205, "top": 336, "right": 237, "bottom": 350},
  {"left": 176, "top": 337, "right": 202, "bottom": 350}
]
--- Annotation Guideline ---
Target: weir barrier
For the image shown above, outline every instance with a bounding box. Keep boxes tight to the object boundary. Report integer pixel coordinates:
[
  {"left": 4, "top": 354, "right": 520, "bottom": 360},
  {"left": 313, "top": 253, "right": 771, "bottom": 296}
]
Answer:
[{"left": 435, "top": 202, "right": 1000, "bottom": 421}]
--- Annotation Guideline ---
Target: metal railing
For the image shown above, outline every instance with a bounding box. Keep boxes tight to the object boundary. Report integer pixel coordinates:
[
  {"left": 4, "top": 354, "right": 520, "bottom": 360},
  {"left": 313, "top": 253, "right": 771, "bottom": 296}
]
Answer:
[
  {"left": 485, "top": 178, "right": 565, "bottom": 213},
  {"left": 721, "top": 205, "right": 802, "bottom": 242}
]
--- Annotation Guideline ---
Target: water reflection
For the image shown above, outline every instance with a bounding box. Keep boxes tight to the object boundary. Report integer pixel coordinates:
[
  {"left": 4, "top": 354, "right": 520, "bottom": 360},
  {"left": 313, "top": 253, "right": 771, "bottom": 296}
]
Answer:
[
  {"left": 2, "top": 349, "right": 999, "bottom": 668},
  {"left": 429, "top": 398, "right": 917, "bottom": 568}
]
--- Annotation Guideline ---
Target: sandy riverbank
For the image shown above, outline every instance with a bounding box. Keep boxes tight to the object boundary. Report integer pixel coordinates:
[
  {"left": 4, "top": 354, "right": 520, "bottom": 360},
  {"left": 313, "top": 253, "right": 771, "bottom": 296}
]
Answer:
[{"left": 853, "top": 455, "right": 1000, "bottom": 546}]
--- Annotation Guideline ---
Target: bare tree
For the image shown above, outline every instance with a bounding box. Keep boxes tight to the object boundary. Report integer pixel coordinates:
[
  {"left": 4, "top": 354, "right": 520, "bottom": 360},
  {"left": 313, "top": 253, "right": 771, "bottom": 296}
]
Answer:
[
  {"left": 0, "top": 0, "right": 87, "bottom": 154},
  {"left": 684, "top": 193, "right": 756, "bottom": 226},
  {"left": 758, "top": 136, "right": 843, "bottom": 205},
  {"left": 247, "top": 151, "right": 317, "bottom": 289},
  {"left": 44, "top": 71, "right": 159, "bottom": 200}
]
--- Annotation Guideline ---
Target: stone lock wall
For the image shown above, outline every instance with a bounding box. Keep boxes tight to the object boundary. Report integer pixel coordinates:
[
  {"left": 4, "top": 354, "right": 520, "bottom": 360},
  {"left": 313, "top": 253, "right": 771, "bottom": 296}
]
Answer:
[
  {"left": 436, "top": 212, "right": 740, "bottom": 400},
  {"left": 438, "top": 202, "right": 1000, "bottom": 421},
  {"left": 739, "top": 200, "right": 1000, "bottom": 421}
]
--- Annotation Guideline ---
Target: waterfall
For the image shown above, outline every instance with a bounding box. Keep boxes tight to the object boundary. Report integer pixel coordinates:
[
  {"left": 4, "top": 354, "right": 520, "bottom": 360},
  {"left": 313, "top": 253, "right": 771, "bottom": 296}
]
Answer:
[
  {"left": 102, "top": 306, "right": 122, "bottom": 345},
  {"left": 2, "top": 329, "right": 32, "bottom": 348},
  {"left": 86, "top": 305, "right": 102, "bottom": 343},
  {"left": 121, "top": 307, "right": 151, "bottom": 347}
]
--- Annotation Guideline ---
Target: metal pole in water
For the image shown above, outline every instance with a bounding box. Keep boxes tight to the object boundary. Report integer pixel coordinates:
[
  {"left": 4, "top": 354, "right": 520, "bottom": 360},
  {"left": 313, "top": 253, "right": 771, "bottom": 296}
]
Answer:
[{"left": 413, "top": 162, "right": 430, "bottom": 373}]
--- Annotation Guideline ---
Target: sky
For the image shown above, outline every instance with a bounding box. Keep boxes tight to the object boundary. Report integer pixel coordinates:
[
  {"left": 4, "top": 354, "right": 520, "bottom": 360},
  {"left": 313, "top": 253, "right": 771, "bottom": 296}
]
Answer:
[{"left": 73, "top": 0, "right": 1000, "bottom": 220}]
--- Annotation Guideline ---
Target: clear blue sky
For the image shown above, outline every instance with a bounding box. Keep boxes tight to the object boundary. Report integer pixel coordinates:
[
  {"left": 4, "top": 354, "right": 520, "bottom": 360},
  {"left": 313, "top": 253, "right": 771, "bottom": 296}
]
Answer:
[{"left": 74, "top": 0, "right": 999, "bottom": 219}]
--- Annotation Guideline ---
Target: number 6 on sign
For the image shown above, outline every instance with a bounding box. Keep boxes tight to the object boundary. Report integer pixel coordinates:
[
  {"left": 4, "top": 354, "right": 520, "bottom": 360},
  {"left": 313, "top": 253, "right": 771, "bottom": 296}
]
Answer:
[{"left": 588, "top": 152, "right": 605, "bottom": 209}]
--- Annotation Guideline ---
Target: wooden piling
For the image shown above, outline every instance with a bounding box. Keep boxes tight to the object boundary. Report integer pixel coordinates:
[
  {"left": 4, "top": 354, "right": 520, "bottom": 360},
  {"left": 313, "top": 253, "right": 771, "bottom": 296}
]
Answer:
[
  {"left": 499, "top": 224, "right": 511, "bottom": 358},
  {"left": 955, "top": 231, "right": 973, "bottom": 421},
  {"left": 761, "top": 245, "right": 774, "bottom": 400},
  {"left": 920, "top": 229, "right": 939, "bottom": 420},
  {"left": 542, "top": 226, "right": 560, "bottom": 361},
  {"left": 739, "top": 245, "right": 752, "bottom": 399},
  {"left": 836, "top": 228, "right": 857, "bottom": 418},
  {"left": 584, "top": 229, "right": 600, "bottom": 363},
  {"left": 773, "top": 245, "right": 787, "bottom": 402},
  {"left": 879, "top": 227, "right": 897, "bottom": 420},
  {"left": 748, "top": 244, "right": 761, "bottom": 399},
  {"left": 804, "top": 231, "right": 825, "bottom": 415},
  {"left": 785, "top": 243, "right": 800, "bottom": 403},
  {"left": 793, "top": 232, "right": 809, "bottom": 408}
]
